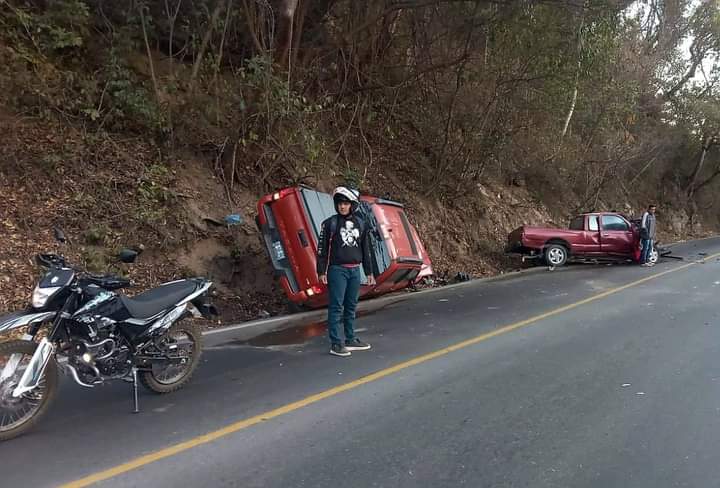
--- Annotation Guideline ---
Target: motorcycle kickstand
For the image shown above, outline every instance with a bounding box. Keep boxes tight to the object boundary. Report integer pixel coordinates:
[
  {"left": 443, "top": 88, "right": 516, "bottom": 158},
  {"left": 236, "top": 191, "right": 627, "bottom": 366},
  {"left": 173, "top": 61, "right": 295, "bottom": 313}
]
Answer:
[{"left": 131, "top": 367, "right": 140, "bottom": 414}]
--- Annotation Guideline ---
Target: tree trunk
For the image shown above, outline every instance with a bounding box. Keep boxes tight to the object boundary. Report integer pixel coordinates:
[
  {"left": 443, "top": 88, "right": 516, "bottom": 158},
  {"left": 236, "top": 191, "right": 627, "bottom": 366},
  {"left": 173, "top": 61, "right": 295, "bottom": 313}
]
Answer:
[
  {"left": 687, "top": 135, "right": 713, "bottom": 199},
  {"left": 138, "top": 5, "right": 162, "bottom": 105},
  {"left": 290, "top": 0, "right": 310, "bottom": 70},
  {"left": 560, "top": 3, "right": 587, "bottom": 141},
  {"left": 190, "top": 0, "right": 226, "bottom": 90},
  {"left": 275, "top": 0, "right": 299, "bottom": 69},
  {"left": 560, "top": 72, "right": 579, "bottom": 139}
]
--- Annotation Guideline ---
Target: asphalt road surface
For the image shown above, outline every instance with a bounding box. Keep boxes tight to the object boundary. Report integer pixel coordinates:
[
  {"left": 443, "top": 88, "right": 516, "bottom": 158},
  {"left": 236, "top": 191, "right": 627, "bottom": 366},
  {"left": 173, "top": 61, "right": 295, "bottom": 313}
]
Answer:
[{"left": 2, "top": 237, "right": 720, "bottom": 488}]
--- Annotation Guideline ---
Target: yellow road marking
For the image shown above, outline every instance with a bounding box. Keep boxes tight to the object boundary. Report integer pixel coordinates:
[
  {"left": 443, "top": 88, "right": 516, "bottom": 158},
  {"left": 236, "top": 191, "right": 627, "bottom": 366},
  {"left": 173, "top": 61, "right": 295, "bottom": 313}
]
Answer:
[{"left": 60, "top": 252, "right": 720, "bottom": 488}]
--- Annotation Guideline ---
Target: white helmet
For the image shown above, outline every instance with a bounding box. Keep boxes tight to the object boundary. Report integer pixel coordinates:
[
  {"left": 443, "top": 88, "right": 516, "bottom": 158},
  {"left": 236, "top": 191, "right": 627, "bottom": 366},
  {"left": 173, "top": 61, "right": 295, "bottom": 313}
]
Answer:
[{"left": 333, "top": 186, "right": 359, "bottom": 211}]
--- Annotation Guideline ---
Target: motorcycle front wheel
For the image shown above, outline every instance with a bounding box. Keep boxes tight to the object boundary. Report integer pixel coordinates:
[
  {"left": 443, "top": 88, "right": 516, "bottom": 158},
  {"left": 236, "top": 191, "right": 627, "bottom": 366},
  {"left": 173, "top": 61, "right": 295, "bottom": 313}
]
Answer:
[{"left": 0, "top": 340, "right": 58, "bottom": 441}]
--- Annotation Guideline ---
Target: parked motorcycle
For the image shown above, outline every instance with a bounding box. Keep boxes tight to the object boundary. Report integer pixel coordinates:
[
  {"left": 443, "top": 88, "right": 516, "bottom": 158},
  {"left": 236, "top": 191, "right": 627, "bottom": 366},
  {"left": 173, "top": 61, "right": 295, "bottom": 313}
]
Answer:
[{"left": 0, "top": 228, "right": 217, "bottom": 441}]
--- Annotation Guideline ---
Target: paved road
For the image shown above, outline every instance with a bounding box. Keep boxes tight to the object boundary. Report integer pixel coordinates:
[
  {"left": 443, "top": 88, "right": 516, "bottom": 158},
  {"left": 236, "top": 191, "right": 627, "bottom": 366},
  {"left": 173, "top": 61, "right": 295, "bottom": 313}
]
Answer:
[{"left": 2, "top": 238, "right": 720, "bottom": 488}]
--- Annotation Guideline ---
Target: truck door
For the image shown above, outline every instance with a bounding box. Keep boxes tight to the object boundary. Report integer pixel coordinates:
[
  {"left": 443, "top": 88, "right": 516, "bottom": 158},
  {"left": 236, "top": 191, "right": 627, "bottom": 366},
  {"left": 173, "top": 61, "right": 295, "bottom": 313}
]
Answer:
[
  {"left": 600, "top": 215, "right": 634, "bottom": 254},
  {"left": 571, "top": 215, "right": 601, "bottom": 254}
]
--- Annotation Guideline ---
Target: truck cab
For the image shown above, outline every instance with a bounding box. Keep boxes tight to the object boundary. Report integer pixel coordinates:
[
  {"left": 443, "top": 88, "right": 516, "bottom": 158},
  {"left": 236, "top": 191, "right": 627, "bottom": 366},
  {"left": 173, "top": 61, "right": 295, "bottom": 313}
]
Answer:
[{"left": 256, "top": 186, "right": 433, "bottom": 308}]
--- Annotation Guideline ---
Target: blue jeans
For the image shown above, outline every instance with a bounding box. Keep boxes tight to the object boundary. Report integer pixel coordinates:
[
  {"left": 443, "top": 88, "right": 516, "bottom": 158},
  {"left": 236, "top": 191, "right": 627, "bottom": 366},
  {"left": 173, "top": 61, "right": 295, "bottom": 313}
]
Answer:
[
  {"left": 327, "top": 265, "right": 361, "bottom": 345},
  {"left": 640, "top": 238, "right": 653, "bottom": 264}
]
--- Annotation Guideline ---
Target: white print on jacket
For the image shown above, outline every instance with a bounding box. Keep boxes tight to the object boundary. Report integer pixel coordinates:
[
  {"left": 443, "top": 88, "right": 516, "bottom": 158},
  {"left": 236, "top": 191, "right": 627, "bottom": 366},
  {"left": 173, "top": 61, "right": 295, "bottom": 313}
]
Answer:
[{"left": 340, "top": 220, "right": 360, "bottom": 247}]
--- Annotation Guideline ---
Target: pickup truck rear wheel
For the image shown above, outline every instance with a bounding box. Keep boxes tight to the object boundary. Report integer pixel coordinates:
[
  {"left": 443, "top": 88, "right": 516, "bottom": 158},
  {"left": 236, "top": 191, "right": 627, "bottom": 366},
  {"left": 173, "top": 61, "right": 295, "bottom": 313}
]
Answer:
[
  {"left": 647, "top": 247, "right": 659, "bottom": 265},
  {"left": 544, "top": 244, "right": 568, "bottom": 267}
]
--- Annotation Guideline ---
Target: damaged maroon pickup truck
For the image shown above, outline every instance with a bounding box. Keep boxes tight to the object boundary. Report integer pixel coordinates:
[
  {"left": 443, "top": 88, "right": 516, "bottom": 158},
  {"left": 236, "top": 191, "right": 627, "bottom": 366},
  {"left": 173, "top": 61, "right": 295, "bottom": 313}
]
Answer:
[{"left": 506, "top": 212, "right": 658, "bottom": 267}]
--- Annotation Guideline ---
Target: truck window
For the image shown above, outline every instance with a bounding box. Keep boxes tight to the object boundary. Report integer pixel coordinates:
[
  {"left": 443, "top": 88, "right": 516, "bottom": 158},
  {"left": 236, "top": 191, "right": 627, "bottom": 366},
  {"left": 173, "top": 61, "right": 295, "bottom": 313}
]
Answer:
[
  {"left": 300, "top": 188, "right": 336, "bottom": 240},
  {"left": 601, "top": 215, "right": 629, "bottom": 231},
  {"left": 588, "top": 216, "right": 599, "bottom": 231},
  {"left": 569, "top": 217, "right": 584, "bottom": 230}
]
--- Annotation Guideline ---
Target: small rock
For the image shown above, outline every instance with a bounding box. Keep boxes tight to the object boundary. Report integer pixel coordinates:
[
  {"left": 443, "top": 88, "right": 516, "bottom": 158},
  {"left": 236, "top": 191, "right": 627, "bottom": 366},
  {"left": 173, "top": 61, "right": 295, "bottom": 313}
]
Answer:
[{"left": 257, "top": 310, "right": 271, "bottom": 319}]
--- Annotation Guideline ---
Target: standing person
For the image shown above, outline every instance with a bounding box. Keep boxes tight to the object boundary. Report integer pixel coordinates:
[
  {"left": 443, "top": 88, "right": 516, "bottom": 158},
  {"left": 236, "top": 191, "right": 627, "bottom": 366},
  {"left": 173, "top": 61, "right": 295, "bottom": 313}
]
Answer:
[
  {"left": 316, "top": 186, "right": 376, "bottom": 357},
  {"left": 639, "top": 204, "right": 657, "bottom": 266}
]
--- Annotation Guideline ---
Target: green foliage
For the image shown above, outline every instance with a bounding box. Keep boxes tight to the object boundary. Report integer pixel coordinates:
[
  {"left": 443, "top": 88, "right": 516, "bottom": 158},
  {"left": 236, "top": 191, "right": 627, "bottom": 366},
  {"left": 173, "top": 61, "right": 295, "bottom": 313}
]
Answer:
[
  {"left": 136, "top": 164, "right": 173, "bottom": 224},
  {"left": 238, "top": 55, "right": 330, "bottom": 176},
  {"left": 342, "top": 168, "right": 362, "bottom": 190},
  {"left": 242, "top": 56, "right": 328, "bottom": 119},
  {"left": 81, "top": 246, "right": 109, "bottom": 274},
  {"left": 1, "top": 0, "right": 90, "bottom": 54},
  {"left": 230, "top": 245, "right": 244, "bottom": 261},
  {"left": 99, "top": 47, "right": 168, "bottom": 132},
  {"left": 83, "top": 224, "right": 110, "bottom": 246}
]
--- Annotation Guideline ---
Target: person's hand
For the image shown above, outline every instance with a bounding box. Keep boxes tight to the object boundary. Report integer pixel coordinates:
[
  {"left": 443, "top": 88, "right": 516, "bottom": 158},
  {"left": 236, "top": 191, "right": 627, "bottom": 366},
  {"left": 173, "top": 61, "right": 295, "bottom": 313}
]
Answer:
[
  {"left": 319, "top": 274, "right": 327, "bottom": 285},
  {"left": 366, "top": 274, "right": 376, "bottom": 286}
]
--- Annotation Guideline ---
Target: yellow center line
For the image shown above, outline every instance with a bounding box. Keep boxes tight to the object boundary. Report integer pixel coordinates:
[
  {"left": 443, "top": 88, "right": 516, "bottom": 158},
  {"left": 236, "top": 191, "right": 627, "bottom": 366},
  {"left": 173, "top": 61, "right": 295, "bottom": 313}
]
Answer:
[{"left": 60, "top": 252, "right": 720, "bottom": 488}]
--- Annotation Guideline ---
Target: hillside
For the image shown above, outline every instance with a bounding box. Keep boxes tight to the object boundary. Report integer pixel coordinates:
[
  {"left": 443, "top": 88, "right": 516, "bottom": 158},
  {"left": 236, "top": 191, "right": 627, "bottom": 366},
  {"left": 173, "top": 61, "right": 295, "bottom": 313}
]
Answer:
[{"left": 1, "top": 0, "right": 718, "bottom": 321}]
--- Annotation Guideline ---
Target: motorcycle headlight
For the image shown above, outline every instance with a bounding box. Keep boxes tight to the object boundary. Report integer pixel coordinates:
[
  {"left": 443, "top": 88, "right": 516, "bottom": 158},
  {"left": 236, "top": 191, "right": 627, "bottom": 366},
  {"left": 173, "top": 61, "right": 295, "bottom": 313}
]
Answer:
[{"left": 32, "top": 286, "right": 62, "bottom": 308}]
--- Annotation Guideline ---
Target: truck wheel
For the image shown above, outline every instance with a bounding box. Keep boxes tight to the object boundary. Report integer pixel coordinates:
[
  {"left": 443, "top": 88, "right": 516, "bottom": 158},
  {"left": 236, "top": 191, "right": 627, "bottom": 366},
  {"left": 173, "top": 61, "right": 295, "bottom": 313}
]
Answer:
[{"left": 544, "top": 244, "right": 568, "bottom": 267}]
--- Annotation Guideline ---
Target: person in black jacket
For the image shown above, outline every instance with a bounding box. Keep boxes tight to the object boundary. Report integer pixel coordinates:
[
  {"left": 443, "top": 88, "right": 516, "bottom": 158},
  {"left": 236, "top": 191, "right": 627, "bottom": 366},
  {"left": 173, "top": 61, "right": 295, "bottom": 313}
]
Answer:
[{"left": 316, "top": 186, "right": 375, "bottom": 357}]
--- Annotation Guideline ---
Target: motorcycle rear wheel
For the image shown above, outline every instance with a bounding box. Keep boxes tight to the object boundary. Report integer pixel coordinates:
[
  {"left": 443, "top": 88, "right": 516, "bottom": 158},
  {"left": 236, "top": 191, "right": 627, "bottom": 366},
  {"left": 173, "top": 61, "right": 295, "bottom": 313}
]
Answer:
[{"left": 140, "top": 321, "right": 203, "bottom": 394}]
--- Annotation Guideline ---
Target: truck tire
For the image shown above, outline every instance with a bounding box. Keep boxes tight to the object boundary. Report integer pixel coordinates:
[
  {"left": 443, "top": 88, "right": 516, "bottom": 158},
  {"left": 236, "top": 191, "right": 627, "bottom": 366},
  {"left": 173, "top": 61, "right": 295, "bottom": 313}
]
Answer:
[
  {"left": 647, "top": 247, "right": 659, "bottom": 265},
  {"left": 140, "top": 321, "right": 202, "bottom": 394},
  {"left": 544, "top": 243, "right": 568, "bottom": 267}
]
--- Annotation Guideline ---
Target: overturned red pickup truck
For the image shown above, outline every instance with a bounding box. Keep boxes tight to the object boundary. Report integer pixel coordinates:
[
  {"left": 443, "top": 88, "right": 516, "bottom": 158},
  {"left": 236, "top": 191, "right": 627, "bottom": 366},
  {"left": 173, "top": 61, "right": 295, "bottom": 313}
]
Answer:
[
  {"left": 256, "top": 186, "right": 433, "bottom": 309},
  {"left": 507, "top": 212, "right": 657, "bottom": 267}
]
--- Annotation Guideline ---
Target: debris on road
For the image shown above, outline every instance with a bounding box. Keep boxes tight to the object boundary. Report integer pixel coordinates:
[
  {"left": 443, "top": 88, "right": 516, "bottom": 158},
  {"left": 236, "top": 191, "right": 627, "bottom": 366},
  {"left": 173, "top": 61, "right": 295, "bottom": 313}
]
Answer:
[{"left": 452, "top": 272, "right": 471, "bottom": 283}]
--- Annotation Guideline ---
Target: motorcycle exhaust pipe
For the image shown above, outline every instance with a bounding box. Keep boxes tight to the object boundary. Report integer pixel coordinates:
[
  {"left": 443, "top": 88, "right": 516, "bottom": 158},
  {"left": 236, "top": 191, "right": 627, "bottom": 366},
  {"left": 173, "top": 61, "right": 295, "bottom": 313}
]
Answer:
[{"left": 64, "top": 363, "right": 100, "bottom": 388}]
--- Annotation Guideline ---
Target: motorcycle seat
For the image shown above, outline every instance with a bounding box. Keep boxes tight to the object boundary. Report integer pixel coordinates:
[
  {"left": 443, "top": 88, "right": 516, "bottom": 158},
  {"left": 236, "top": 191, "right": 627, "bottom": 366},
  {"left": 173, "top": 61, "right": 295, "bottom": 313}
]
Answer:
[{"left": 120, "top": 280, "right": 198, "bottom": 319}]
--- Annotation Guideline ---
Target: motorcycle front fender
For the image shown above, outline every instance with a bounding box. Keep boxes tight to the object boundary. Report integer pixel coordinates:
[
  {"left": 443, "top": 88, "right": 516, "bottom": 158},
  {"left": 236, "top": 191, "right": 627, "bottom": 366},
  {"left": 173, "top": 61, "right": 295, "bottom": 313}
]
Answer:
[
  {"left": 0, "top": 311, "right": 56, "bottom": 334},
  {"left": 12, "top": 337, "right": 55, "bottom": 398}
]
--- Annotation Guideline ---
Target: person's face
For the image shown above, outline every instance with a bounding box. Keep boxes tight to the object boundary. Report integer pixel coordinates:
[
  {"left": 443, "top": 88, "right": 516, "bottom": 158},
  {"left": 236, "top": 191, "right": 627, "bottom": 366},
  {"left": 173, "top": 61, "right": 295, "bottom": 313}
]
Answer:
[
  {"left": 338, "top": 201, "right": 352, "bottom": 216},
  {"left": 649, "top": 206, "right": 656, "bottom": 214}
]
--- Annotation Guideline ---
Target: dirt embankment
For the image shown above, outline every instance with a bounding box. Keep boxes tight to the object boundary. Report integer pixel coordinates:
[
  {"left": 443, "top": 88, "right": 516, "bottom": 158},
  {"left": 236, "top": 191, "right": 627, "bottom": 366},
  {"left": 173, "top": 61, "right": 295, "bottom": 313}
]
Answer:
[{"left": 2, "top": 107, "right": 708, "bottom": 325}]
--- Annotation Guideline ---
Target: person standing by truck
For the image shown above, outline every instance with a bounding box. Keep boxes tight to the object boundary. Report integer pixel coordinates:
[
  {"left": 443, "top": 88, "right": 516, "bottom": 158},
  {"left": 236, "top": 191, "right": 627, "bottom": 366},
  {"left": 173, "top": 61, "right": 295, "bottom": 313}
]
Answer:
[
  {"left": 316, "top": 186, "right": 376, "bottom": 357},
  {"left": 639, "top": 204, "right": 657, "bottom": 266}
]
